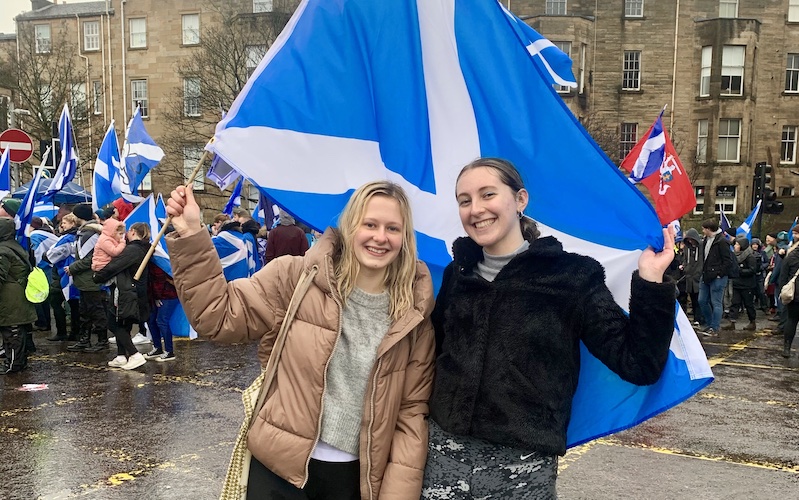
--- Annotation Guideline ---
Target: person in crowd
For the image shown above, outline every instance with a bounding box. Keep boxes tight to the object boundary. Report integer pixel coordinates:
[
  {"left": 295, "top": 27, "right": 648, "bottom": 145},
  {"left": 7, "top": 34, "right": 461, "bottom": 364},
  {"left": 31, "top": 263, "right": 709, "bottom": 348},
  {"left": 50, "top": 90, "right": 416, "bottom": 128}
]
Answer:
[
  {"left": 776, "top": 226, "right": 799, "bottom": 340},
  {"left": 750, "top": 237, "right": 768, "bottom": 311},
  {"left": 165, "top": 180, "right": 435, "bottom": 498},
  {"left": 721, "top": 237, "right": 758, "bottom": 331},
  {"left": 111, "top": 198, "right": 134, "bottom": 222},
  {"left": 777, "top": 225, "right": 799, "bottom": 357},
  {"left": 91, "top": 218, "right": 126, "bottom": 272},
  {"left": 721, "top": 228, "right": 738, "bottom": 318},
  {"left": 764, "top": 232, "right": 782, "bottom": 318},
  {"left": 234, "top": 207, "right": 262, "bottom": 274},
  {"left": 264, "top": 208, "right": 309, "bottom": 263},
  {"left": 65, "top": 204, "right": 107, "bottom": 352},
  {"left": 211, "top": 213, "right": 230, "bottom": 236},
  {"left": 0, "top": 198, "right": 21, "bottom": 219},
  {"left": 212, "top": 219, "right": 251, "bottom": 281},
  {"left": 256, "top": 225, "right": 268, "bottom": 265},
  {"left": 681, "top": 228, "right": 704, "bottom": 327},
  {"left": 94, "top": 206, "right": 115, "bottom": 223},
  {"left": 30, "top": 217, "right": 57, "bottom": 336},
  {"left": 422, "top": 158, "right": 675, "bottom": 498},
  {"left": 0, "top": 217, "right": 38, "bottom": 374},
  {"left": 145, "top": 245, "right": 178, "bottom": 362},
  {"left": 45, "top": 214, "right": 81, "bottom": 342},
  {"left": 94, "top": 223, "right": 151, "bottom": 370},
  {"left": 698, "top": 218, "right": 733, "bottom": 337}
]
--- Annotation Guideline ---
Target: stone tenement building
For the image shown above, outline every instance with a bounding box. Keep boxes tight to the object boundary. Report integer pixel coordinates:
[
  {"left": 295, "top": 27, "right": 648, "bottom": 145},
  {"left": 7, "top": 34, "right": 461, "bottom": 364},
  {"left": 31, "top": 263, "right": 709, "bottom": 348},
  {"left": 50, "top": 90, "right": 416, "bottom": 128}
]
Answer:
[{"left": 516, "top": 0, "right": 799, "bottom": 228}]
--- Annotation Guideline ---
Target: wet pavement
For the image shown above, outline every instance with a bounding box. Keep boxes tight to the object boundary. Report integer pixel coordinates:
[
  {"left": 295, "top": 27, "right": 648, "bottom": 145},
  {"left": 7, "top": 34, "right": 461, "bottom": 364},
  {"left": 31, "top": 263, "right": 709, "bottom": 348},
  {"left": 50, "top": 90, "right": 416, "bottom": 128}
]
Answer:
[{"left": 1, "top": 313, "right": 797, "bottom": 499}]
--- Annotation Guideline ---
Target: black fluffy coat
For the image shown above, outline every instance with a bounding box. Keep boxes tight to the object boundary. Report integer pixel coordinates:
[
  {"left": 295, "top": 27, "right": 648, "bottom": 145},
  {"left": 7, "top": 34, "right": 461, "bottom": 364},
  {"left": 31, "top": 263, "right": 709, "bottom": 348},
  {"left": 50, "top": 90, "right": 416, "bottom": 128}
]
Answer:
[{"left": 429, "top": 236, "right": 676, "bottom": 456}]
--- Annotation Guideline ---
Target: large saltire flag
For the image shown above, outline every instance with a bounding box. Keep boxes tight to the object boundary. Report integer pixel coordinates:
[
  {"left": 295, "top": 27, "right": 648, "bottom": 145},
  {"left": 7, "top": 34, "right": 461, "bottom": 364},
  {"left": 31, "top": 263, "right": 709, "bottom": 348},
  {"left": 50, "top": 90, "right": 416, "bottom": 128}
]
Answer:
[
  {"left": 44, "top": 104, "right": 79, "bottom": 201},
  {"left": 207, "top": 0, "right": 713, "bottom": 447},
  {"left": 737, "top": 200, "right": 761, "bottom": 240},
  {"left": 121, "top": 107, "right": 164, "bottom": 195},
  {"left": 0, "top": 147, "right": 10, "bottom": 200},
  {"left": 92, "top": 121, "right": 123, "bottom": 211},
  {"left": 126, "top": 195, "right": 197, "bottom": 339}
]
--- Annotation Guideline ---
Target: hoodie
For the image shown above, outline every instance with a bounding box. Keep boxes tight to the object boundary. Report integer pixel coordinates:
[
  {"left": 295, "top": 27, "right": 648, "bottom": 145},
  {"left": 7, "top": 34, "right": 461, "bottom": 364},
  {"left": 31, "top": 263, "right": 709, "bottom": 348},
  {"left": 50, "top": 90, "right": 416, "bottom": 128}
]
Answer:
[{"left": 92, "top": 218, "right": 127, "bottom": 271}]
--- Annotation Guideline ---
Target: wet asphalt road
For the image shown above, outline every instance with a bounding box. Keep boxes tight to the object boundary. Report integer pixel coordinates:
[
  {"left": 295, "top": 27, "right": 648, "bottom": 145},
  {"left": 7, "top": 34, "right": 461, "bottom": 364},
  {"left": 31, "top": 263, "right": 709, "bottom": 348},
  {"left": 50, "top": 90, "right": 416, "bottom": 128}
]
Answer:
[{"left": 1, "top": 313, "right": 797, "bottom": 499}]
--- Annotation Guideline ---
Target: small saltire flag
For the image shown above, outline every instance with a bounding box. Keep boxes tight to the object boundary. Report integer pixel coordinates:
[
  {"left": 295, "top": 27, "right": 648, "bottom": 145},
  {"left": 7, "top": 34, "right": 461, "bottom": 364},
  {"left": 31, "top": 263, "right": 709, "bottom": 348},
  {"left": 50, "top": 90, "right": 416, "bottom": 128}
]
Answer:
[
  {"left": 207, "top": 0, "right": 713, "bottom": 448},
  {"left": 155, "top": 193, "right": 167, "bottom": 222},
  {"left": 15, "top": 167, "right": 46, "bottom": 244},
  {"left": 45, "top": 104, "right": 79, "bottom": 201},
  {"left": 789, "top": 216, "right": 798, "bottom": 235},
  {"left": 621, "top": 110, "right": 697, "bottom": 225},
  {"left": 222, "top": 177, "right": 244, "bottom": 216},
  {"left": 121, "top": 106, "right": 164, "bottom": 195},
  {"left": 736, "top": 200, "right": 761, "bottom": 240},
  {"left": 720, "top": 210, "right": 732, "bottom": 234},
  {"left": 212, "top": 229, "right": 250, "bottom": 281},
  {"left": 0, "top": 147, "right": 10, "bottom": 199},
  {"left": 46, "top": 231, "right": 79, "bottom": 301},
  {"left": 92, "top": 121, "right": 123, "bottom": 211},
  {"left": 30, "top": 229, "right": 59, "bottom": 270}
]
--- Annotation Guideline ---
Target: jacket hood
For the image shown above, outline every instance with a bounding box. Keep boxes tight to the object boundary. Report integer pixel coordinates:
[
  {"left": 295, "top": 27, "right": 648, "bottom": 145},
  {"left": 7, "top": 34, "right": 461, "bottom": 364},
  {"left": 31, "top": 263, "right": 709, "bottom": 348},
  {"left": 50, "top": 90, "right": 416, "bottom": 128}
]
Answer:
[
  {"left": 684, "top": 228, "right": 701, "bottom": 244},
  {"left": 0, "top": 217, "right": 15, "bottom": 241},
  {"left": 112, "top": 198, "right": 134, "bottom": 221},
  {"left": 102, "top": 218, "right": 125, "bottom": 237},
  {"left": 278, "top": 209, "right": 296, "bottom": 226},
  {"left": 241, "top": 219, "right": 261, "bottom": 236},
  {"left": 79, "top": 221, "right": 103, "bottom": 234}
]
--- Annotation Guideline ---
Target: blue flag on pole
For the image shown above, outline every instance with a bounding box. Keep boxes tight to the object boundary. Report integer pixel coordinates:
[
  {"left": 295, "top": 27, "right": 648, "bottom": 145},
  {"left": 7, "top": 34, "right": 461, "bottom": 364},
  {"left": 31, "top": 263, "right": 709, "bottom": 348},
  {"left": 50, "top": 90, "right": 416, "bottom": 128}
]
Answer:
[
  {"left": 720, "top": 210, "right": 732, "bottom": 234},
  {"left": 736, "top": 200, "right": 761, "bottom": 240},
  {"left": 15, "top": 167, "right": 46, "bottom": 245},
  {"left": 44, "top": 104, "right": 79, "bottom": 201},
  {"left": 222, "top": 176, "right": 244, "bottom": 216},
  {"left": 122, "top": 107, "right": 164, "bottom": 195},
  {"left": 207, "top": 0, "right": 713, "bottom": 448},
  {"left": 0, "top": 148, "right": 10, "bottom": 199},
  {"left": 92, "top": 122, "right": 123, "bottom": 211}
]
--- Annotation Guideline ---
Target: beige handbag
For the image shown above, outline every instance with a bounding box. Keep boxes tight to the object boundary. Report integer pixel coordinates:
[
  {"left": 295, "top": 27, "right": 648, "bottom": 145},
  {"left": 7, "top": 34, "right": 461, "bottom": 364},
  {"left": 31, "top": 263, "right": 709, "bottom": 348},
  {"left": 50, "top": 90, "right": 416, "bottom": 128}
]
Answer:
[
  {"left": 219, "top": 265, "right": 318, "bottom": 500},
  {"left": 780, "top": 267, "right": 799, "bottom": 304}
]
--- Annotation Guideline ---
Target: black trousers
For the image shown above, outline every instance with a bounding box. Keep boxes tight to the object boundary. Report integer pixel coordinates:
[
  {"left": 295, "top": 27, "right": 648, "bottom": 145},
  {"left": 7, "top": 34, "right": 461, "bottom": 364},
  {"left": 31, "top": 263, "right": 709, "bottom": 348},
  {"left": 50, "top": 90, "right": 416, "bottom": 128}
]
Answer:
[
  {"left": 1, "top": 324, "right": 30, "bottom": 373},
  {"left": 52, "top": 295, "right": 80, "bottom": 338},
  {"left": 108, "top": 315, "right": 138, "bottom": 357},
  {"left": 729, "top": 288, "right": 756, "bottom": 322},
  {"left": 246, "top": 457, "right": 359, "bottom": 500},
  {"left": 79, "top": 291, "right": 108, "bottom": 342}
]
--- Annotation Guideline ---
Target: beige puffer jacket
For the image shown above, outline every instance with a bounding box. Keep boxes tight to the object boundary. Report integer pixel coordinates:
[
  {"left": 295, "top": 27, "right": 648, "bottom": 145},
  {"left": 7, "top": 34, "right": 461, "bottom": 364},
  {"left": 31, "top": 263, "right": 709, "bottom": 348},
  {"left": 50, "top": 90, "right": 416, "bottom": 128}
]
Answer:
[{"left": 166, "top": 228, "right": 435, "bottom": 499}]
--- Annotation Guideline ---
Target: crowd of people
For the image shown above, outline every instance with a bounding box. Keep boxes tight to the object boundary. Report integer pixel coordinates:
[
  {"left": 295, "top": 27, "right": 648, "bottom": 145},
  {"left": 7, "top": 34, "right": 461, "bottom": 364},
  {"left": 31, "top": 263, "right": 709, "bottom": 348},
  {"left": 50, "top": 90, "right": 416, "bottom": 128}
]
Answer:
[
  {"left": 669, "top": 218, "right": 799, "bottom": 357},
  {"left": 0, "top": 197, "right": 313, "bottom": 375}
]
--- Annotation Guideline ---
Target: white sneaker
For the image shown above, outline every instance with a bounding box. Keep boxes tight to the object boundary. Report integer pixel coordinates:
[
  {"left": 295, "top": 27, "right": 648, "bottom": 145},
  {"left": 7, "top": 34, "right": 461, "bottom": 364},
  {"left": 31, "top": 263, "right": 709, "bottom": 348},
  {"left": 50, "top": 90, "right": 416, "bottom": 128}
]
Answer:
[
  {"left": 107, "top": 355, "right": 127, "bottom": 367},
  {"left": 131, "top": 333, "right": 151, "bottom": 345},
  {"left": 120, "top": 352, "right": 146, "bottom": 370},
  {"left": 108, "top": 337, "right": 117, "bottom": 343}
]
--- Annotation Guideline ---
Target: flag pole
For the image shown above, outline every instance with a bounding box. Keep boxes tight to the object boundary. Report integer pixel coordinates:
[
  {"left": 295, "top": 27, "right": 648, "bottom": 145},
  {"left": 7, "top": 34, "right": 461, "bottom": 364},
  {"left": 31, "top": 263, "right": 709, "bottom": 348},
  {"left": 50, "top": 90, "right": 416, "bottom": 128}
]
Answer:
[{"left": 133, "top": 144, "right": 211, "bottom": 280}]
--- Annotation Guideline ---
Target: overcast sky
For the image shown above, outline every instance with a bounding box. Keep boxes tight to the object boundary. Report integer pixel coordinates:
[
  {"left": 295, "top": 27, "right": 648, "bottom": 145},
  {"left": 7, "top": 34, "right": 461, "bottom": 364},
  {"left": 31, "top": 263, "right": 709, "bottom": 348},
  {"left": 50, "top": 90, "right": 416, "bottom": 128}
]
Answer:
[{"left": 1, "top": 0, "right": 96, "bottom": 34}]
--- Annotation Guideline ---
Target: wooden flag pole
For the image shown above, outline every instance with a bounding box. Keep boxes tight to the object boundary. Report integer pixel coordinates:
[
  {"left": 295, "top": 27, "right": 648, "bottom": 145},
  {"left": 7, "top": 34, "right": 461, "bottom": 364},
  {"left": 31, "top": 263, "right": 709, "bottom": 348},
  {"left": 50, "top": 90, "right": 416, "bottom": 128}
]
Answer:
[{"left": 133, "top": 147, "right": 211, "bottom": 281}]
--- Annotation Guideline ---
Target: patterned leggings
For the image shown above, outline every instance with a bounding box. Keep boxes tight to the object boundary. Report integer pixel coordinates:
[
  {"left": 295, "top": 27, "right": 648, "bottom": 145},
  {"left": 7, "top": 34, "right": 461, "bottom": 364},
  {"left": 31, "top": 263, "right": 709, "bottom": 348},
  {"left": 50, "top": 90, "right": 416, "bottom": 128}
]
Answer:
[{"left": 422, "top": 419, "right": 557, "bottom": 499}]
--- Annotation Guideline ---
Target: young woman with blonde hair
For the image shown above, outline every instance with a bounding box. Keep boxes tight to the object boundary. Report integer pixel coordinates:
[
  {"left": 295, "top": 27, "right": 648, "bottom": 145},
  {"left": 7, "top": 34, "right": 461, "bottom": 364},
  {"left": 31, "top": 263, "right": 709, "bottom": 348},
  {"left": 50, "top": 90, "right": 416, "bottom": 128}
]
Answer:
[{"left": 165, "top": 181, "right": 435, "bottom": 499}]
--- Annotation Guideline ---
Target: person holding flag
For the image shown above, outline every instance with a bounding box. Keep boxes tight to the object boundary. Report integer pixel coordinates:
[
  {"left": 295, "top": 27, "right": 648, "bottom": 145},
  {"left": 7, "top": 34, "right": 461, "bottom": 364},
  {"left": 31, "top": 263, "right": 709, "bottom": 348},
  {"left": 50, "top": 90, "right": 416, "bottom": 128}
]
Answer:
[{"left": 423, "top": 158, "right": 677, "bottom": 497}]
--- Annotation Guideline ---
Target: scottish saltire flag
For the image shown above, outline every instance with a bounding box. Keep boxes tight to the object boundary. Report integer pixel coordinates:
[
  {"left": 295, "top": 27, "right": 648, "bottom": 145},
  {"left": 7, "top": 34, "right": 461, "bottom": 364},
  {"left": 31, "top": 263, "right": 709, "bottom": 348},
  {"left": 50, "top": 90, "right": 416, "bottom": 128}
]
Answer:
[
  {"left": 0, "top": 147, "right": 10, "bottom": 199},
  {"left": 92, "top": 122, "right": 123, "bottom": 211},
  {"left": 222, "top": 177, "right": 244, "bottom": 216},
  {"left": 720, "top": 210, "right": 732, "bottom": 234},
  {"left": 155, "top": 193, "right": 167, "bottom": 222},
  {"left": 32, "top": 202, "right": 58, "bottom": 221},
  {"left": 45, "top": 104, "right": 79, "bottom": 201},
  {"left": 125, "top": 195, "right": 196, "bottom": 339},
  {"left": 212, "top": 230, "right": 249, "bottom": 281},
  {"left": 208, "top": 0, "right": 713, "bottom": 447},
  {"left": 46, "top": 231, "right": 79, "bottom": 301},
  {"left": 737, "top": 200, "right": 761, "bottom": 240},
  {"left": 207, "top": 154, "right": 240, "bottom": 191},
  {"left": 789, "top": 216, "right": 798, "bottom": 235},
  {"left": 253, "top": 189, "right": 279, "bottom": 228},
  {"left": 30, "top": 229, "right": 58, "bottom": 269},
  {"left": 121, "top": 107, "right": 164, "bottom": 195},
  {"left": 15, "top": 166, "right": 46, "bottom": 244},
  {"left": 626, "top": 110, "right": 666, "bottom": 182}
]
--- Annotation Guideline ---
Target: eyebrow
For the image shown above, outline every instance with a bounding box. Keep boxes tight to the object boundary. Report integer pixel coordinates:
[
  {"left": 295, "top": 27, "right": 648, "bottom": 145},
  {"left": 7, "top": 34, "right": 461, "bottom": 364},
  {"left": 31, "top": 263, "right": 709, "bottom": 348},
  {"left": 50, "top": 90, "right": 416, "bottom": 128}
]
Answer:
[{"left": 456, "top": 185, "right": 499, "bottom": 198}]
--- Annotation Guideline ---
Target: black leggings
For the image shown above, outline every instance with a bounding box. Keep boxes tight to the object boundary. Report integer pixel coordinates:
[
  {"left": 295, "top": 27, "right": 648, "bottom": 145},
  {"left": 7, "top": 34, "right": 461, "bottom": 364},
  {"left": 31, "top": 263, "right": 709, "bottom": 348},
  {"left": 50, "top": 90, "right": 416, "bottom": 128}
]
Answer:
[{"left": 246, "top": 456, "right": 359, "bottom": 500}]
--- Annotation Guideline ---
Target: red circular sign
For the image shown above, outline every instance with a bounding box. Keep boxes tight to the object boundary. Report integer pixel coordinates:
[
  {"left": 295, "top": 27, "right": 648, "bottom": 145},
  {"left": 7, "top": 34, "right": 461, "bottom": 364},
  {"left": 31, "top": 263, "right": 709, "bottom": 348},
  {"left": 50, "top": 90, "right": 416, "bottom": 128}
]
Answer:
[{"left": 0, "top": 128, "right": 34, "bottom": 163}]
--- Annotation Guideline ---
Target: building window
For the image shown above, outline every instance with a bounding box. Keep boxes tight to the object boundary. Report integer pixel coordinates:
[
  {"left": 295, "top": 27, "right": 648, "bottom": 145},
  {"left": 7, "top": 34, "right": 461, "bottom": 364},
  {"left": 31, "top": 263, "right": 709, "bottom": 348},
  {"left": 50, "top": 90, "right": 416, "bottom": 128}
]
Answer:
[
  {"left": 694, "top": 186, "right": 705, "bottom": 215},
  {"left": 625, "top": 0, "right": 643, "bottom": 17},
  {"left": 717, "top": 118, "right": 741, "bottom": 163},
  {"left": 622, "top": 50, "right": 641, "bottom": 90},
  {"left": 579, "top": 44, "right": 586, "bottom": 94},
  {"left": 721, "top": 45, "right": 744, "bottom": 96},
  {"left": 129, "top": 18, "right": 147, "bottom": 48},
  {"left": 182, "top": 14, "right": 200, "bottom": 45},
  {"left": 714, "top": 186, "right": 737, "bottom": 214},
  {"left": 183, "top": 77, "right": 201, "bottom": 117},
  {"left": 782, "top": 126, "right": 798, "bottom": 164},
  {"left": 619, "top": 122, "right": 638, "bottom": 162},
  {"left": 700, "top": 46, "right": 712, "bottom": 97},
  {"left": 131, "top": 79, "right": 149, "bottom": 117},
  {"left": 92, "top": 81, "right": 102, "bottom": 115},
  {"left": 786, "top": 54, "right": 799, "bottom": 93},
  {"left": 719, "top": 0, "right": 738, "bottom": 18},
  {"left": 553, "top": 42, "right": 571, "bottom": 93},
  {"left": 791, "top": 0, "right": 799, "bottom": 22},
  {"left": 83, "top": 21, "right": 99, "bottom": 51},
  {"left": 546, "top": 0, "right": 567, "bottom": 15},
  {"left": 34, "top": 24, "right": 51, "bottom": 54},
  {"left": 246, "top": 45, "right": 267, "bottom": 77},
  {"left": 184, "top": 146, "right": 204, "bottom": 191},
  {"left": 697, "top": 119, "right": 708, "bottom": 164},
  {"left": 71, "top": 83, "right": 87, "bottom": 120},
  {"left": 781, "top": 186, "right": 796, "bottom": 197},
  {"left": 253, "top": 0, "right": 274, "bottom": 13}
]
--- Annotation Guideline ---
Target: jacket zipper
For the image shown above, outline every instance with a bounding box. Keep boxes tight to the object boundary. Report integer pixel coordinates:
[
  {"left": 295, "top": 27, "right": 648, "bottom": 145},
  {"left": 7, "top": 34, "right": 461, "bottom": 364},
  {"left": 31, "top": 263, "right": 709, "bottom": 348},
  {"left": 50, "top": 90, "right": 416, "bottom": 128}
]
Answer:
[
  {"left": 365, "top": 358, "right": 381, "bottom": 500},
  {"left": 301, "top": 265, "right": 344, "bottom": 488}
]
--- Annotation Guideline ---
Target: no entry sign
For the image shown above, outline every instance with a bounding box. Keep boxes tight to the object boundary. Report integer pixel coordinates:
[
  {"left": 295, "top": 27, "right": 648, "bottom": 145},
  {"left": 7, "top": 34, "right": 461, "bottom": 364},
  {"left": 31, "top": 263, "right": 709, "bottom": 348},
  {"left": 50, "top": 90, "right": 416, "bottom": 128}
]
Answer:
[{"left": 0, "top": 128, "right": 34, "bottom": 163}]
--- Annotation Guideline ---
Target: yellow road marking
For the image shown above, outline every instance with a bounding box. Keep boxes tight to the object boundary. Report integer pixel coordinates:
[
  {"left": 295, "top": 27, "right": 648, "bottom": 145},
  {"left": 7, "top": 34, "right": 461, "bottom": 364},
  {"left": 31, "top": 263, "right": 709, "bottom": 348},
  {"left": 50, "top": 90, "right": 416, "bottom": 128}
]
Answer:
[{"left": 715, "top": 360, "right": 799, "bottom": 371}]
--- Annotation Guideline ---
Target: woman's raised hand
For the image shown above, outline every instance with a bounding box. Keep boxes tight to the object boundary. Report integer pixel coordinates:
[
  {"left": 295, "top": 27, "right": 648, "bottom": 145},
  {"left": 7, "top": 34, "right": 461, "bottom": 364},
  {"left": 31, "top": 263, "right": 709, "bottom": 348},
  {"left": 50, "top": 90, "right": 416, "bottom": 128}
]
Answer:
[
  {"left": 166, "top": 185, "right": 203, "bottom": 237},
  {"left": 637, "top": 226, "right": 676, "bottom": 283}
]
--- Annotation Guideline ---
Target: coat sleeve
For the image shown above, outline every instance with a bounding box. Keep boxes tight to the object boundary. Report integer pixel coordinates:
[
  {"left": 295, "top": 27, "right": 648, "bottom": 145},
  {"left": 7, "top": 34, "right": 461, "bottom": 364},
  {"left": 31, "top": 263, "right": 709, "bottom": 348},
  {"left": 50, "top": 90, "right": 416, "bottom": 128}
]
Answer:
[
  {"left": 69, "top": 251, "right": 93, "bottom": 275},
  {"left": 578, "top": 265, "right": 676, "bottom": 386},
  {"left": 379, "top": 318, "right": 436, "bottom": 499},
  {"left": 431, "top": 262, "right": 454, "bottom": 358},
  {"left": 166, "top": 229, "right": 297, "bottom": 343},
  {"left": 0, "top": 251, "right": 12, "bottom": 284},
  {"left": 93, "top": 244, "right": 142, "bottom": 283}
]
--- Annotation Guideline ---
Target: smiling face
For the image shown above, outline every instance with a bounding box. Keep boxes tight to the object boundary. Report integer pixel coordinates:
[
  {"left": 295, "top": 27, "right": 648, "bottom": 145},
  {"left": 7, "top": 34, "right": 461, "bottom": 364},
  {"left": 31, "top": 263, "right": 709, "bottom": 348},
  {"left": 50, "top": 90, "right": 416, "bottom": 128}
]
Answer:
[
  {"left": 352, "top": 195, "right": 404, "bottom": 279},
  {"left": 456, "top": 166, "right": 528, "bottom": 255}
]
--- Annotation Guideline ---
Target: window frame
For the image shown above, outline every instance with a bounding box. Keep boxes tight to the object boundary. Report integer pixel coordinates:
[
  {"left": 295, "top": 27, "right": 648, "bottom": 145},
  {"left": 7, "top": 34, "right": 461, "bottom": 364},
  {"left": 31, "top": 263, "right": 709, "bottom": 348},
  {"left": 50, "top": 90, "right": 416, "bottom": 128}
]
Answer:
[
  {"left": 71, "top": 82, "right": 87, "bottom": 121},
  {"left": 721, "top": 45, "right": 744, "bottom": 96},
  {"left": 786, "top": 54, "right": 799, "bottom": 93},
  {"left": 181, "top": 14, "right": 200, "bottom": 45},
  {"left": 92, "top": 81, "right": 102, "bottom": 115},
  {"left": 714, "top": 185, "right": 737, "bottom": 214},
  {"left": 782, "top": 125, "right": 798, "bottom": 164},
  {"left": 719, "top": 0, "right": 738, "bottom": 18},
  {"left": 791, "top": 0, "right": 799, "bottom": 22},
  {"left": 622, "top": 50, "right": 641, "bottom": 91},
  {"left": 253, "top": 0, "right": 274, "bottom": 13},
  {"left": 83, "top": 21, "right": 100, "bottom": 52},
  {"left": 34, "top": 24, "right": 51, "bottom": 54},
  {"left": 129, "top": 18, "right": 147, "bottom": 49},
  {"left": 131, "top": 79, "right": 149, "bottom": 118},
  {"left": 697, "top": 119, "right": 708, "bottom": 164},
  {"left": 183, "top": 77, "right": 201, "bottom": 117},
  {"left": 245, "top": 45, "right": 267, "bottom": 77},
  {"left": 619, "top": 122, "right": 638, "bottom": 162},
  {"left": 700, "top": 46, "right": 712, "bottom": 97},
  {"left": 694, "top": 186, "right": 706, "bottom": 215},
  {"left": 624, "top": 0, "right": 644, "bottom": 18},
  {"left": 545, "top": 0, "right": 567, "bottom": 15},
  {"left": 717, "top": 118, "right": 741, "bottom": 163}
]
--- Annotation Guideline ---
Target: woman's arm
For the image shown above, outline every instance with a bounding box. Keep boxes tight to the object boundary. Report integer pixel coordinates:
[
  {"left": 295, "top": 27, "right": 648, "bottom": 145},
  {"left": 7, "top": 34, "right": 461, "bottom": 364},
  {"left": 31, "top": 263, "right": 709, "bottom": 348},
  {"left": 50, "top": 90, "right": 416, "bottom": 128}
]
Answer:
[{"left": 93, "top": 245, "right": 141, "bottom": 283}]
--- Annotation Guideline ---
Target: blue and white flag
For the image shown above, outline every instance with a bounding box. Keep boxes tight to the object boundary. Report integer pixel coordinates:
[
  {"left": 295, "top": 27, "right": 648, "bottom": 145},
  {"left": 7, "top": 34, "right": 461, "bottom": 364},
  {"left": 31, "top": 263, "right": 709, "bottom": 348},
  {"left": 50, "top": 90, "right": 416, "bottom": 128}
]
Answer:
[
  {"left": 212, "top": 230, "right": 249, "bottom": 281},
  {"left": 222, "top": 177, "right": 244, "bottom": 216},
  {"left": 720, "top": 210, "right": 732, "bottom": 234},
  {"left": 32, "top": 202, "right": 58, "bottom": 221},
  {"left": 0, "top": 147, "right": 10, "bottom": 199},
  {"left": 15, "top": 166, "right": 46, "bottom": 244},
  {"left": 92, "top": 122, "right": 123, "bottom": 210},
  {"left": 45, "top": 104, "right": 79, "bottom": 201},
  {"left": 30, "top": 229, "right": 58, "bottom": 269},
  {"left": 208, "top": 0, "right": 713, "bottom": 448},
  {"left": 155, "top": 193, "right": 167, "bottom": 222},
  {"left": 789, "top": 216, "right": 798, "bottom": 235},
  {"left": 736, "top": 200, "right": 761, "bottom": 240},
  {"left": 46, "top": 231, "right": 79, "bottom": 301},
  {"left": 628, "top": 108, "right": 667, "bottom": 183},
  {"left": 207, "top": 154, "right": 241, "bottom": 191},
  {"left": 121, "top": 107, "right": 164, "bottom": 195}
]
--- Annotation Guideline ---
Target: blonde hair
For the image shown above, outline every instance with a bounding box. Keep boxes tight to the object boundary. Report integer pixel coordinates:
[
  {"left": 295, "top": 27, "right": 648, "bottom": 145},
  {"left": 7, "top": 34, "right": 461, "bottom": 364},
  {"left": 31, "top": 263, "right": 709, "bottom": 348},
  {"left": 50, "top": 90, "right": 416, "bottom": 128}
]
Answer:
[
  {"left": 335, "top": 181, "right": 417, "bottom": 321},
  {"left": 61, "top": 214, "right": 79, "bottom": 227}
]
